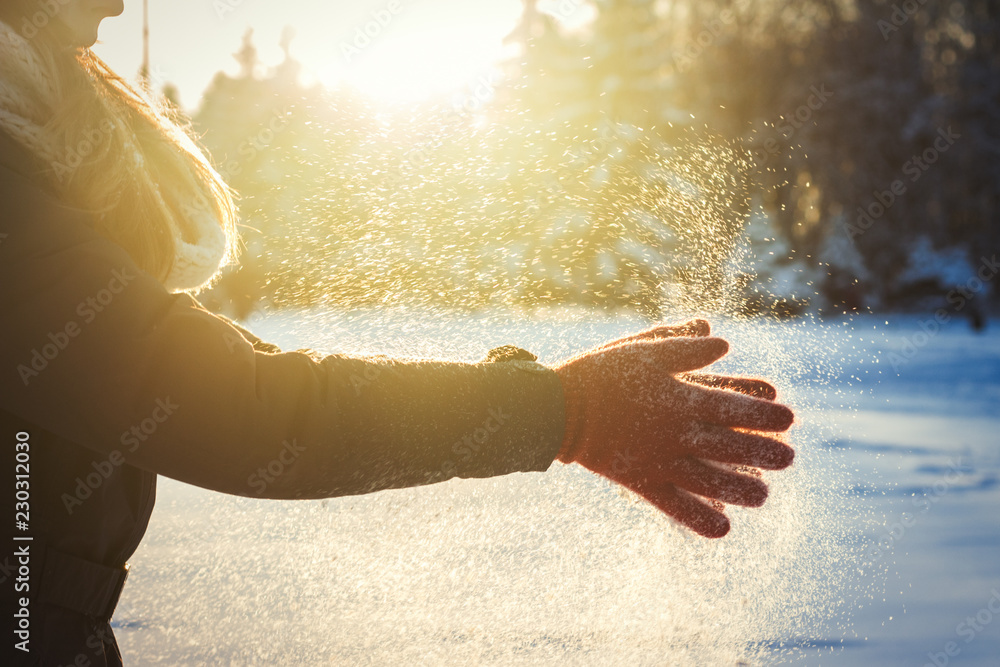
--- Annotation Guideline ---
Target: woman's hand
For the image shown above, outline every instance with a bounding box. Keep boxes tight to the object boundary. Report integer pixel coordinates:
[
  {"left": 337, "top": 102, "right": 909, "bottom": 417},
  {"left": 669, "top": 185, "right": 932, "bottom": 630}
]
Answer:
[{"left": 554, "top": 319, "right": 795, "bottom": 538}]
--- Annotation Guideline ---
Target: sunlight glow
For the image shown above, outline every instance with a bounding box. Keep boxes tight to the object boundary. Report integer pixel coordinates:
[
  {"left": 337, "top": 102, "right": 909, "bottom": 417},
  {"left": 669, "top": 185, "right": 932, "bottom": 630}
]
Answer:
[
  {"left": 318, "top": 19, "right": 511, "bottom": 103},
  {"left": 91, "top": 0, "right": 522, "bottom": 109}
]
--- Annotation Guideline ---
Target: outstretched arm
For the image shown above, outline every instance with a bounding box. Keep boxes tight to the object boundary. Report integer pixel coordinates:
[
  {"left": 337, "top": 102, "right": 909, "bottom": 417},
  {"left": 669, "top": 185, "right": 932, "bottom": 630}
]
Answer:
[{"left": 1, "top": 163, "right": 793, "bottom": 535}]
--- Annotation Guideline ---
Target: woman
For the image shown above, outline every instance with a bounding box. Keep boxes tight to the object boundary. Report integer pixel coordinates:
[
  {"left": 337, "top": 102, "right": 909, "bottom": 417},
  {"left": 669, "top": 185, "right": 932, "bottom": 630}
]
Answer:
[{"left": 0, "top": 1, "right": 795, "bottom": 664}]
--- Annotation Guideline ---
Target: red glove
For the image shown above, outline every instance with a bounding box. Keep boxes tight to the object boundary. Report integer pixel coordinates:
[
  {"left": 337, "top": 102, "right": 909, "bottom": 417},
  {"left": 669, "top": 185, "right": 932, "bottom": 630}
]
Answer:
[{"left": 554, "top": 319, "right": 795, "bottom": 538}]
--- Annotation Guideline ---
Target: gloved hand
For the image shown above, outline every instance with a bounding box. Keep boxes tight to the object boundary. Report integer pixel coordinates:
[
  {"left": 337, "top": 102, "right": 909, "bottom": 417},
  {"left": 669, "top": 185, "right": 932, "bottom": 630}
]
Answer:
[{"left": 554, "top": 319, "right": 795, "bottom": 538}]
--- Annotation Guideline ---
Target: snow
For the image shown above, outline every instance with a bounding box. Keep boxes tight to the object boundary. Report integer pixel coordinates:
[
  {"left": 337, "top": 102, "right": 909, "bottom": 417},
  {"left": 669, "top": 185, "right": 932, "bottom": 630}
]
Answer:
[
  {"left": 897, "top": 237, "right": 977, "bottom": 290},
  {"left": 112, "top": 311, "right": 1000, "bottom": 665}
]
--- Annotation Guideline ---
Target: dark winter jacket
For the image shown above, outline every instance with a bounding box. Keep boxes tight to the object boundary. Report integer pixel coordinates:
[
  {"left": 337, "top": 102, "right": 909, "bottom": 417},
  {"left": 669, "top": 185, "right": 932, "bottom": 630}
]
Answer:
[{"left": 0, "top": 129, "right": 565, "bottom": 665}]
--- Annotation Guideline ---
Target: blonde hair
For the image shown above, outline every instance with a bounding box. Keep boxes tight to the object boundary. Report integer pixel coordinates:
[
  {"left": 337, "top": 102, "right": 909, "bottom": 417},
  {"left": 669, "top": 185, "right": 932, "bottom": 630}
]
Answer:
[{"left": 0, "top": 3, "right": 239, "bottom": 287}]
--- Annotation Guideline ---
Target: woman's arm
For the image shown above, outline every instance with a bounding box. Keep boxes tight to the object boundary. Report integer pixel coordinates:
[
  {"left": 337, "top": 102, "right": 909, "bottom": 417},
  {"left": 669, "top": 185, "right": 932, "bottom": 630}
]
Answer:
[
  {"left": 208, "top": 308, "right": 283, "bottom": 355},
  {"left": 0, "top": 164, "right": 565, "bottom": 500}
]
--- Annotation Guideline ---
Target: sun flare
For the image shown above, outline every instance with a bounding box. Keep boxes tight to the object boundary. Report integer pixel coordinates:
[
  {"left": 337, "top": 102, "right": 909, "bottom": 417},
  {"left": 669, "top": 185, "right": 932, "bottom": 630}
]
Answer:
[
  {"left": 90, "top": 0, "right": 523, "bottom": 109},
  {"left": 317, "top": 16, "right": 512, "bottom": 104}
]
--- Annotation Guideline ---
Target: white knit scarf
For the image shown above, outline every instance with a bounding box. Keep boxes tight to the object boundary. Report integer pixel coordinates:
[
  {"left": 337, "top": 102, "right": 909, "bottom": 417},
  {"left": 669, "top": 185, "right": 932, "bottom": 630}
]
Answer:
[{"left": 0, "top": 19, "right": 227, "bottom": 293}]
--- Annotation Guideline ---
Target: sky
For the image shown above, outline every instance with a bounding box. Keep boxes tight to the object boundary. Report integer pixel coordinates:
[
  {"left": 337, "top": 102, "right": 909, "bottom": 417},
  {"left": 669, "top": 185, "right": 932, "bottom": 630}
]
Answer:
[{"left": 91, "top": 0, "right": 541, "bottom": 112}]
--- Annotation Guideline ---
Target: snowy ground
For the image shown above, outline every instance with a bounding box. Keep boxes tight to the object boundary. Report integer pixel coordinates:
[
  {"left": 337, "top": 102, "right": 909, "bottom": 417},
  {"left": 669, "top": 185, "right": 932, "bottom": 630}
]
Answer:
[{"left": 112, "top": 310, "right": 1000, "bottom": 666}]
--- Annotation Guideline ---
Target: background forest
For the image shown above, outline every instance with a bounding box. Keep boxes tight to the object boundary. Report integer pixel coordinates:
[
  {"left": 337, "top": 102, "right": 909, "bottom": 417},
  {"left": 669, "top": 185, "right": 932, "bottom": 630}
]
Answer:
[{"left": 169, "top": 0, "right": 999, "bottom": 321}]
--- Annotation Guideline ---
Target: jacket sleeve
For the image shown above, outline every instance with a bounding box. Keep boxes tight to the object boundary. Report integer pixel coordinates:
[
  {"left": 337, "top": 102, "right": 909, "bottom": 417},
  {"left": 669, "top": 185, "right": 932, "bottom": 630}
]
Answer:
[
  {"left": 0, "top": 167, "right": 565, "bottom": 499},
  {"left": 210, "top": 309, "right": 284, "bottom": 354}
]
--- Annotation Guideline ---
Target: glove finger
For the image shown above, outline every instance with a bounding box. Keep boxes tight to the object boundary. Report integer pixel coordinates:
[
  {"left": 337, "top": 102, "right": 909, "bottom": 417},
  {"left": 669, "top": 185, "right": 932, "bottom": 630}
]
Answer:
[
  {"left": 678, "top": 422, "right": 794, "bottom": 469},
  {"left": 679, "top": 372, "right": 778, "bottom": 401},
  {"left": 629, "top": 336, "right": 729, "bottom": 374},
  {"left": 658, "top": 456, "right": 769, "bottom": 507},
  {"left": 635, "top": 483, "right": 731, "bottom": 538},
  {"left": 673, "top": 381, "right": 795, "bottom": 431},
  {"left": 593, "top": 319, "right": 711, "bottom": 353}
]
